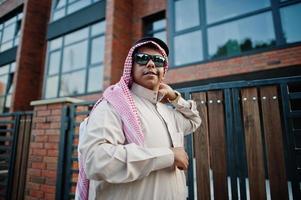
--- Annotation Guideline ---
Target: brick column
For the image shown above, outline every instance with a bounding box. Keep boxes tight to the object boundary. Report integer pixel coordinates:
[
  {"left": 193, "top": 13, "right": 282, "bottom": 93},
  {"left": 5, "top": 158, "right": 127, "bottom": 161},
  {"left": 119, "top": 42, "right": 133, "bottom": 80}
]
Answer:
[{"left": 25, "top": 98, "right": 82, "bottom": 200}]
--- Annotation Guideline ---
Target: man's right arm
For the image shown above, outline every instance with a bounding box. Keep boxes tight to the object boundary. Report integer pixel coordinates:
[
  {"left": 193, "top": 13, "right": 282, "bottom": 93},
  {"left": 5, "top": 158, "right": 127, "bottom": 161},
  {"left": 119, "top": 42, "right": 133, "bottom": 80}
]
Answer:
[{"left": 79, "top": 101, "right": 174, "bottom": 183}]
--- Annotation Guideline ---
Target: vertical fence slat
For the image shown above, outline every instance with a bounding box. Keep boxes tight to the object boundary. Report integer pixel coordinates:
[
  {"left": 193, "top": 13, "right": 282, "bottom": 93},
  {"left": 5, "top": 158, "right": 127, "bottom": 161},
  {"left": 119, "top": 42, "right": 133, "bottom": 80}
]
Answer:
[
  {"left": 207, "top": 90, "right": 228, "bottom": 200},
  {"left": 260, "top": 86, "right": 289, "bottom": 200},
  {"left": 192, "top": 92, "right": 210, "bottom": 200},
  {"left": 241, "top": 87, "right": 266, "bottom": 200}
]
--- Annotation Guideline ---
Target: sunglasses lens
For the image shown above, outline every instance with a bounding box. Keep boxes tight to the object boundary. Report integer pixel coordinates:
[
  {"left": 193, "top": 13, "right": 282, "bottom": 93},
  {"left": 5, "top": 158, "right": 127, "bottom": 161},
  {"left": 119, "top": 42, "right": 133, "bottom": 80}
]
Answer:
[
  {"left": 153, "top": 56, "right": 165, "bottom": 68},
  {"left": 134, "top": 53, "right": 166, "bottom": 67},
  {"left": 135, "top": 53, "right": 149, "bottom": 65}
]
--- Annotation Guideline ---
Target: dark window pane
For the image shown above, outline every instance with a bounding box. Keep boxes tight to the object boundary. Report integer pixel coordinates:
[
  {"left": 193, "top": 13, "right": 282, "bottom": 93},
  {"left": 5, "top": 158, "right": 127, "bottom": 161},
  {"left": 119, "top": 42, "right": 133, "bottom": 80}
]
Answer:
[
  {"left": 174, "top": 30, "right": 203, "bottom": 66},
  {"left": 288, "top": 82, "right": 301, "bottom": 93},
  {"left": 206, "top": 0, "right": 270, "bottom": 24},
  {"left": 45, "top": 76, "right": 59, "bottom": 98},
  {"left": 62, "top": 41, "right": 88, "bottom": 72},
  {"left": 91, "top": 36, "right": 105, "bottom": 64},
  {"left": 290, "top": 99, "right": 301, "bottom": 111},
  {"left": 152, "top": 19, "right": 166, "bottom": 31},
  {"left": 88, "top": 66, "right": 103, "bottom": 92},
  {"left": 48, "top": 51, "right": 61, "bottom": 75},
  {"left": 175, "top": 0, "right": 200, "bottom": 31},
  {"left": 60, "top": 70, "right": 86, "bottom": 96},
  {"left": 208, "top": 12, "right": 275, "bottom": 58},
  {"left": 280, "top": 3, "right": 301, "bottom": 43}
]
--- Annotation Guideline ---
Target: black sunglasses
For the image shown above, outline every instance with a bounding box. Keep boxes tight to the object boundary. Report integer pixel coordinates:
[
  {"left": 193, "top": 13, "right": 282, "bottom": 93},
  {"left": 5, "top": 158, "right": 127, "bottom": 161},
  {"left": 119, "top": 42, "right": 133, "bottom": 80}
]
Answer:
[{"left": 134, "top": 53, "right": 166, "bottom": 68}]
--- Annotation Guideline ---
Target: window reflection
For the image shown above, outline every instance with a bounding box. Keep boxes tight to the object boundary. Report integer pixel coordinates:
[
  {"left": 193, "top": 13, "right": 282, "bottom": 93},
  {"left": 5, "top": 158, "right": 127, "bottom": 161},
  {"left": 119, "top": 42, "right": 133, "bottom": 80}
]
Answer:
[
  {"left": 175, "top": 0, "right": 200, "bottom": 31},
  {"left": 208, "top": 12, "right": 275, "bottom": 58},
  {"left": 52, "top": 0, "right": 100, "bottom": 21},
  {"left": 280, "top": 3, "right": 301, "bottom": 43},
  {"left": 206, "top": 0, "right": 270, "bottom": 24},
  {"left": 44, "top": 20, "right": 105, "bottom": 98},
  {"left": 88, "top": 66, "right": 103, "bottom": 92},
  {"left": 45, "top": 76, "right": 59, "bottom": 98},
  {"left": 62, "top": 41, "right": 88, "bottom": 72},
  {"left": 174, "top": 30, "right": 203, "bottom": 65},
  {"left": 91, "top": 36, "right": 105, "bottom": 64},
  {"left": 60, "top": 70, "right": 86, "bottom": 96}
]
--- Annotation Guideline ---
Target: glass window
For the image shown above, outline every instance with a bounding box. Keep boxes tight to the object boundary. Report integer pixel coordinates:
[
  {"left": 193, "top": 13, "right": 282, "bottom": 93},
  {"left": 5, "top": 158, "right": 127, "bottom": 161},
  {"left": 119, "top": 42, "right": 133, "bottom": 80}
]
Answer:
[
  {"left": 52, "top": 0, "right": 100, "bottom": 21},
  {"left": 144, "top": 12, "right": 167, "bottom": 43},
  {"left": 206, "top": 0, "right": 270, "bottom": 24},
  {"left": 65, "top": 28, "right": 89, "bottom": 45},
  {"left": 174, "top": 30, "right": 203, "bottom": 65},
  {"left": 91, "top": 36, "right": 105, "bottom": 64},
  {"left": 48, "top": 51, "right": 61, "bottom": 75},
  {"left": 60, "top": 70, "right": 86, "bottom": 96},
  {"left": 91, "top": 21, "right": 106, "bottom": 36},
  {"left": 45, "top": 76, "right": 59, "bottom": 98},
  {"left": 62, "top": 41, "right": 88, "bottom": 72},
  {"left": 0, "top": 13, "right": 23, "bottom": 53},
  {"left": 208, "top": 12, "right": 275, "bottom": 58},
  {"left": 44, "top": 20, "right": 106, "bottom": 98},
  {"left": 0, "top": 62, "right": 15, "bottom": 113},
  {"left": 67, "top": 0, "right": 91, "bottom": 14},
  {"left": 280, "top": 3, "right": 301, "bottom": 43},
  {"left": 175, "top": 0, "right": 200, "bottom": 31},
  {"left": 88, "top": 66, "right": 103, "bottom": 92}
]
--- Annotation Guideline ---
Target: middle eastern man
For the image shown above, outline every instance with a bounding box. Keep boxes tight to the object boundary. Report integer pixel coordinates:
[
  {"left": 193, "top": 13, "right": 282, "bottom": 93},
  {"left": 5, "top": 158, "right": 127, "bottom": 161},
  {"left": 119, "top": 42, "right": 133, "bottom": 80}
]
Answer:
[{"left": 76, "top": 37, "right": 201, "bottom": 200}]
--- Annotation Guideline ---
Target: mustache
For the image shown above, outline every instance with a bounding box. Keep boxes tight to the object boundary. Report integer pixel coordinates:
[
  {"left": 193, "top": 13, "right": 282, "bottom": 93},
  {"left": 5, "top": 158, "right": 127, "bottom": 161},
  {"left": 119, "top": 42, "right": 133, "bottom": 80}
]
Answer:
[{"left": 143, "top": 70, "right": 158, "bottom": 75}]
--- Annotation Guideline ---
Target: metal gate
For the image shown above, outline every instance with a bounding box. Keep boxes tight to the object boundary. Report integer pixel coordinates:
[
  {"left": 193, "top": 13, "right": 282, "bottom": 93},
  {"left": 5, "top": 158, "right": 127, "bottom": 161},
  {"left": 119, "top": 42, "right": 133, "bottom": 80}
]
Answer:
[
  {"left": 58, "top": 76, "right": 301, "bottom": 200},
  {"left": 0, "top": 111, "right": 33, "bottom": 200},
  {"left": 182, "top": 76, "right": 301, "bottom": 200}
]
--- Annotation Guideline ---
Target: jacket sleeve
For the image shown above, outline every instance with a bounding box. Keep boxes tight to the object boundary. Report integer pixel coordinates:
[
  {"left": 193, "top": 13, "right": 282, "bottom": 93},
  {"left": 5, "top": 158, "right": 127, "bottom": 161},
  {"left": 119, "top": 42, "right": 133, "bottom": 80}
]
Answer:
[
  {"left": 78, "top": 101, "right": 174, "bottom": 183},
  {"left": 170, "top": 96, "right": 201, "bottom": 135}
]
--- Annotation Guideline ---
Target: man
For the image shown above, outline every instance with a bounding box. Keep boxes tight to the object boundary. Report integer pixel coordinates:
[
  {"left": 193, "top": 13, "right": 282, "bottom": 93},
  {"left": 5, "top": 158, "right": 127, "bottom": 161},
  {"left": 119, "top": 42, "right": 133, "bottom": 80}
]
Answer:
[{"left": 78, "top": 37, "right": 201, "bottom": 200}]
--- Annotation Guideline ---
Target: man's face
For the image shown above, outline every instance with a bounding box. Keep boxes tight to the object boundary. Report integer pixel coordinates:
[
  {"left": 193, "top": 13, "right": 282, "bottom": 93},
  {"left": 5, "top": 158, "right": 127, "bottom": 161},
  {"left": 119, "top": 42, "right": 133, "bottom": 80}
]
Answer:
[{"left": 132, "top": 46, "right": 165, "bottom": 91}]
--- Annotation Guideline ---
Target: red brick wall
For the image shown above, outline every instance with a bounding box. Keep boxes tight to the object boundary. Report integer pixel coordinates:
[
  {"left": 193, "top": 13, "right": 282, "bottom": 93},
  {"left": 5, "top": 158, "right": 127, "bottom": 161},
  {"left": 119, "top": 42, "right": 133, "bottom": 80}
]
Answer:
[
  {"left": 165, "top": 45, "right": 301, "bottom": 84},
  {"left": 103, "top": 0, "right": 133, "bottom": 88},
  {"left": 25, "top": 103, "right": 64, "bottom": 200},
  {"left": 11, "top": 0, "right": 51, "bottom": 111},
  {"left": 132, "top": 0, "right": 166, "bottom": 42},
  {"left": 0, "top": 0, "right": 23, "bottom": 18}
]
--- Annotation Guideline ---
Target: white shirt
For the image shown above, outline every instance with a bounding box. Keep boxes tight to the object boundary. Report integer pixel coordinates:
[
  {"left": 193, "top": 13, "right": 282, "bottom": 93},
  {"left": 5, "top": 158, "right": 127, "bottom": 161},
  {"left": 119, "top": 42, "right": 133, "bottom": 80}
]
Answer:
[{"left": 79, "top": 83, "right": 201, "bottom": 200}]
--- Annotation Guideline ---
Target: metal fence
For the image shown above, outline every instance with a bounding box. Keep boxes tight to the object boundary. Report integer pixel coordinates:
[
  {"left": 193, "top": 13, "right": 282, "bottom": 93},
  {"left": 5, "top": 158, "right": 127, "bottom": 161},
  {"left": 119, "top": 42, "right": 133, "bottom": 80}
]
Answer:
[{"left": 0, "top": 111, "right": 33, "bottom": 200}]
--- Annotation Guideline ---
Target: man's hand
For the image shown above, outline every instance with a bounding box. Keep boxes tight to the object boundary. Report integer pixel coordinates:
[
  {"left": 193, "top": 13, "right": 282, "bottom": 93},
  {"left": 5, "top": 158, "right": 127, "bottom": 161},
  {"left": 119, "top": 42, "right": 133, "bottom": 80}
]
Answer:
[
  {"left": 171, "top": 147, "right": 189, "bottom": 170},
  {"left": 158, "top": 83, "right": 178, "bottom": 103}
]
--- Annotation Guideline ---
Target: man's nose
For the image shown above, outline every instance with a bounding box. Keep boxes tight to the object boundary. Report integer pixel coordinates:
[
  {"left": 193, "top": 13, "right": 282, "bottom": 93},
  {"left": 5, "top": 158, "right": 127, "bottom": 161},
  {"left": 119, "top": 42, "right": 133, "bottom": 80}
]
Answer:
[{"left": 146, "top": 59, "right": 156, "bottom": 68}]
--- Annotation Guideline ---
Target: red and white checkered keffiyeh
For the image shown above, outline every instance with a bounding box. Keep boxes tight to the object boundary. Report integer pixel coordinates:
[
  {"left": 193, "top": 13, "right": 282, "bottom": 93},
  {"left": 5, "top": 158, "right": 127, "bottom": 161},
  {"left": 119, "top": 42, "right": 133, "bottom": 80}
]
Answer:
[{"left": 75, "top": 40, "right": 168, "bottom": 200}]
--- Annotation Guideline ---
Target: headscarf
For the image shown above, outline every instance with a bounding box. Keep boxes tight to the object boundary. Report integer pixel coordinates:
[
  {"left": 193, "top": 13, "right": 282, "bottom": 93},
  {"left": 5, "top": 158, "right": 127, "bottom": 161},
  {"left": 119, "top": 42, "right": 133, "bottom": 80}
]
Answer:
[{"left": 76, "top": 39, "right": 169, "bottom": 200}]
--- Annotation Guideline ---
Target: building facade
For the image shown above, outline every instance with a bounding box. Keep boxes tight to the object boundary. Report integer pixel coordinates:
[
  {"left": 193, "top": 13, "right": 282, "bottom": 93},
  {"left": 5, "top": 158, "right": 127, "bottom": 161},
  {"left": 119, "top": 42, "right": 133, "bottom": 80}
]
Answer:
[{"left": 0, "top": 0, "right": 300, "bottom": 199}]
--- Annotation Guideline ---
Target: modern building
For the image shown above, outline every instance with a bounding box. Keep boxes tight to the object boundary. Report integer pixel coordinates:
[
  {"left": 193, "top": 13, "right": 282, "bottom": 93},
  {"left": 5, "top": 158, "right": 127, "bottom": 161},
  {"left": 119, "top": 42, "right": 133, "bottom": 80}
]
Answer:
[{"left": 0, "top": 0, "right": 300, "bottom": 199}]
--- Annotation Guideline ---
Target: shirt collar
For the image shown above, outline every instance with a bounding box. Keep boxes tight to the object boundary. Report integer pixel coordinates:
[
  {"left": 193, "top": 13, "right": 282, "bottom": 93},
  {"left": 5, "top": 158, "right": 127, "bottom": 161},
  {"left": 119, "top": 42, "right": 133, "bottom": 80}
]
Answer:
[{"left": 131, "top": 82, "right": 160, "bottom": 104}]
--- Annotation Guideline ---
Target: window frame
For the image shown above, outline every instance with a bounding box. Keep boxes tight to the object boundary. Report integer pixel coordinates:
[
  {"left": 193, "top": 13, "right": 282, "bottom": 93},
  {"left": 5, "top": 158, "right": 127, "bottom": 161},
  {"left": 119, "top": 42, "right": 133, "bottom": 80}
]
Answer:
[
  {"left": 43, "top": 20, "right": 106, "bottom": 99},
  {"left": 168, "top": 0, "right": 301, "bottom": 68}
]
